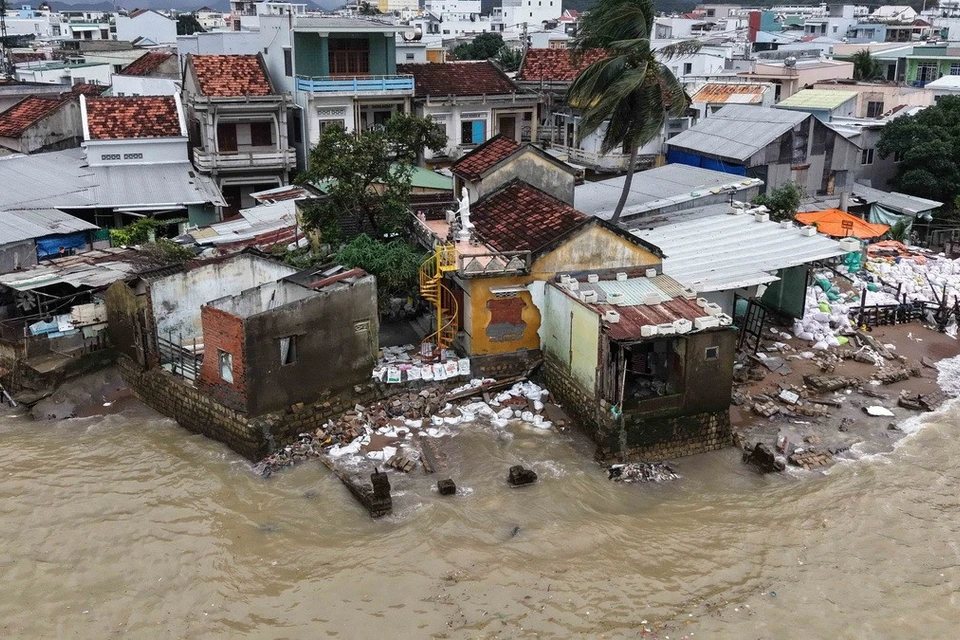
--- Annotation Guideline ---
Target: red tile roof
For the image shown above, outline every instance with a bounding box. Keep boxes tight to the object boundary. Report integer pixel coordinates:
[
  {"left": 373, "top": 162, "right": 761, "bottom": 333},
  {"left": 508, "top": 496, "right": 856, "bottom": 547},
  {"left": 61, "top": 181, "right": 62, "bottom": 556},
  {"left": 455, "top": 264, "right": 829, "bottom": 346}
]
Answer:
[
  {"left": 189, "top": 55, "right": 274, "bottom": 97},
  {"left": 397, "top": 61, "right": 520, "bottom": 98},
  {"left": 0, "top": 96, "right": 66, "bottom": 137},
  {"left": 450, "top": 135, "right": 521, "bottom": 180},
  {"left": 471, "top": 181, "right": 587, "bottom": 254},
  {"left": 120, "top": 51, "right": 174, "bottom": 77},
  {"left": 517, "top": 48, "right": 608, "bottom": 82},
  {"left": 84, "top": 96, "right": 182, "bottom": 140},
  {"left": 69, "top": 83, "right": 109, "bottom": 96}
]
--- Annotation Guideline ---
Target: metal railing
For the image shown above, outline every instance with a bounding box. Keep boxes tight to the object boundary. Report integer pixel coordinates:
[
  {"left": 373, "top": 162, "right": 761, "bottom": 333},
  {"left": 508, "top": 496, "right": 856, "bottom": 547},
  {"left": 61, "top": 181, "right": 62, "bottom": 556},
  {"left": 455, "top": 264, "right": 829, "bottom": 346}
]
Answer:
[
  {"left": 156, "top": 331, "right": 202, "bottom": 382},
  {"left": 192, "top": 147, "right": 295, "bottom": 171},
  {"left": 295, "top": 74, "right": 415, "bottom": 94}
]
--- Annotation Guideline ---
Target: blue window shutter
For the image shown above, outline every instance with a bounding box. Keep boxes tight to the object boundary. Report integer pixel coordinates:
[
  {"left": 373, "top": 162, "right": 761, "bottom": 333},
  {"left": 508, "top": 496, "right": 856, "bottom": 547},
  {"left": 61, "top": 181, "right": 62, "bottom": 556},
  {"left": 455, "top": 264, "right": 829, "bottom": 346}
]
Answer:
[{"left": 472, "top": 120, "right": 485, "bottom": 144}]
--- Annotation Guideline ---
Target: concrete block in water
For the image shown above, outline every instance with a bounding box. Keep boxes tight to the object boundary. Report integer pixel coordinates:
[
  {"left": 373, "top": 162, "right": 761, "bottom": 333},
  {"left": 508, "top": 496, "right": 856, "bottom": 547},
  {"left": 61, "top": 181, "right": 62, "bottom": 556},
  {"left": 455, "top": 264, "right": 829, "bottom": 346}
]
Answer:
[
  {"left": 508, "top": 465, "right": 537, "bottom": 487},
  {"left": 437, "top": 479, "right": 456, "bottom": 495}
]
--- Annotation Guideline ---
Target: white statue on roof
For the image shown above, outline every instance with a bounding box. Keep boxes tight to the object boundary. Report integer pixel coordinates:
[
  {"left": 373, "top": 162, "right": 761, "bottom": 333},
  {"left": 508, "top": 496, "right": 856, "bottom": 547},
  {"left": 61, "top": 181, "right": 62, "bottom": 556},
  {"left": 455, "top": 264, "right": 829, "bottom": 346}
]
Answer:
[{"left": 457, "top": 186, "right": 473, "bottom": 242}]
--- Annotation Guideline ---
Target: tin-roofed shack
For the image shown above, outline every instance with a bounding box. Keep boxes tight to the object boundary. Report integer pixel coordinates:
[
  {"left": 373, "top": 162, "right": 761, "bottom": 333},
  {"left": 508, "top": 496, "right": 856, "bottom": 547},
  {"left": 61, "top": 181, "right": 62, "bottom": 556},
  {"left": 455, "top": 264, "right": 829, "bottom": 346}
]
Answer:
[{"left": 542, "top": 272, "right": 738, "bottom": 462}]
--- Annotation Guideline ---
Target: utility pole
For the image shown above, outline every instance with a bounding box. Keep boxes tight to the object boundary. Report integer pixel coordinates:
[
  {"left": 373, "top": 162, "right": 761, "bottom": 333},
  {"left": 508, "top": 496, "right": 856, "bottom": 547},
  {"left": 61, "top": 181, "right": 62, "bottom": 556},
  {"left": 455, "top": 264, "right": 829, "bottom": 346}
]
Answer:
[
  {"left": 521, "top": 21, "right": 528, "bottom": 56},
  {"left": 0, "top": 0, "right": 10, "bottom": 79}
]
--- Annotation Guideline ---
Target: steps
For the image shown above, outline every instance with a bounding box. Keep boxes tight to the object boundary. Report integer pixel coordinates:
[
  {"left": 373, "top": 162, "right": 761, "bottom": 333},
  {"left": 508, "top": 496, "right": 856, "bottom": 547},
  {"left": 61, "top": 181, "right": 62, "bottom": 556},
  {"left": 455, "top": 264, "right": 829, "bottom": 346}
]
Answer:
[{"left": 419, "top": 244, "right": 459, "bottom": 355}]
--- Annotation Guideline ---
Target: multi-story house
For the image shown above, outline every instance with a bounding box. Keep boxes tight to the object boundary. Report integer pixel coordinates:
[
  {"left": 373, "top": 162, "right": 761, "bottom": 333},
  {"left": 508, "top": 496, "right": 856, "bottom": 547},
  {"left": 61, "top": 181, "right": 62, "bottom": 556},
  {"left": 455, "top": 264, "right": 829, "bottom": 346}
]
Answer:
[
  {"left": 398, "top": 60, "right": 539, "bottom": 163},
  {"left": 114, "top": 9, "right": 177, "bottom": 46},
  {"left": 258, "top": 14, "right": 416, "bottom": 165},
  {"left": 112, "top": 51, "right": 181, "bottom": 97},
  {"left": 183, "top": 54, "right": 296, "bottom": 214}
]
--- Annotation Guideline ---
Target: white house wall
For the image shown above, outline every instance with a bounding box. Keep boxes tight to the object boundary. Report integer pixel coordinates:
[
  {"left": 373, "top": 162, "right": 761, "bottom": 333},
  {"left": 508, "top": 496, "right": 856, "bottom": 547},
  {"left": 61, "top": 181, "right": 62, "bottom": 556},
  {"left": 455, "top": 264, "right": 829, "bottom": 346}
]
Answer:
[{"left": 112, "top": 75, "right": 180, "bottom": 97}]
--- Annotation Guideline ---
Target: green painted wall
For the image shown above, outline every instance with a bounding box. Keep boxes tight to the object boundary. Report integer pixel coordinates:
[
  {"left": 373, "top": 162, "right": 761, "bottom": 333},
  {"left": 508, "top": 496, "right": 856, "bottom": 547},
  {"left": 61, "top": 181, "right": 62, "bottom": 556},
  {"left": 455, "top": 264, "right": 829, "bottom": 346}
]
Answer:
[{"left": 294, "top": 32, "right": 325, "bottom": 77}]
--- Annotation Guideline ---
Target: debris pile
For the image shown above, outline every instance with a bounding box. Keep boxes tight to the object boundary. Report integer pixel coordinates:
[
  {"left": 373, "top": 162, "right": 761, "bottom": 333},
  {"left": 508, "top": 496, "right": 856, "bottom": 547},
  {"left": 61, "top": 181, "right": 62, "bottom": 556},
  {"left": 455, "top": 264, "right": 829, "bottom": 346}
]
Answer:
[
  {"left": 373, "top": 344, "right": 472, "bottom": 384},
  {"left": 253, "top": 380, "right": 561, "bottom": 477},
  {"left": 608, "top": 462, "right": 681, "bottom": 483}
]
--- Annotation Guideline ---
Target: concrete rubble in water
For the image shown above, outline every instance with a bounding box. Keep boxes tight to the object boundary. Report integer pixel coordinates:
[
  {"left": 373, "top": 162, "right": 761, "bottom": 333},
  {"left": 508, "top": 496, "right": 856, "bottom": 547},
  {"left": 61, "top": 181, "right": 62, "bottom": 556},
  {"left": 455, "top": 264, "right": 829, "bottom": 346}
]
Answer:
[
  {"left": 253, "top": 380, "right": 558, "bottom": 477},
  {"left": 608, "top": 462, "right": 681, "bottom": 483}
]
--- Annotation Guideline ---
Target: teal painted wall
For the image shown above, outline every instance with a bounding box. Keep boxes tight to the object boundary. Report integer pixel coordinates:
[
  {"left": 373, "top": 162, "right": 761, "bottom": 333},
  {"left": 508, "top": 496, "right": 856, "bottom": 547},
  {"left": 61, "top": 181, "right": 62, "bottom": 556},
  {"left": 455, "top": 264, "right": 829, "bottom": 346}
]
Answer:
[{"left": 294, "top": 32, "right": 325, "bottom": 76}]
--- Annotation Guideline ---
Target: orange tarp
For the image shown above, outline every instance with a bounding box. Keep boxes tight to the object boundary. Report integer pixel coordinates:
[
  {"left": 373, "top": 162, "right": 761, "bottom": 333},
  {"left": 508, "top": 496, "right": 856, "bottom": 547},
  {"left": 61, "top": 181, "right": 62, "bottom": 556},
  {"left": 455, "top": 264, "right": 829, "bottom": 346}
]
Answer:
[{"left": 795, "top": 209, "right": 890, "bottom": 239}]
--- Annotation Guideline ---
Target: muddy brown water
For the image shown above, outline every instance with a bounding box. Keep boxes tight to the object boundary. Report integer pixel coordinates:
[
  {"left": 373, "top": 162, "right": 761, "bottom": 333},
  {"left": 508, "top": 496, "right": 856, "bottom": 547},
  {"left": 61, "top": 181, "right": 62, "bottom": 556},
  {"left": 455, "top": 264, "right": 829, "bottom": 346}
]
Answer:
[{"left": 2, "top": 361, "right": 960, "bottom": 638}]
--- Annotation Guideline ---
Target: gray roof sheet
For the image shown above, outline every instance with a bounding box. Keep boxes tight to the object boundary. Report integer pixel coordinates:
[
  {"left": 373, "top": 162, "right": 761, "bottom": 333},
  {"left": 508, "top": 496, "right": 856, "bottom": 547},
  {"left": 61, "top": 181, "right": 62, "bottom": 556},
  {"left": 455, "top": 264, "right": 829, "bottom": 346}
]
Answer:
[
  {"left": 852, "top": 182, "right": 942, "bottom": 215},
  {"left": 0, "top": 247, "right": 157, "bottom": 291},
  {"left": 632, "top": 211, "right": 846, "bottom": 292},
  {"left": 575, "top": 164, "right": 763, "bottom": 220},
  {"left": 666, "top": 105, "right": 809, "bottom": 162},
  {"left": 0, "top": 208, "right": 98, "bottom": 246},
  {"left": 0, "top": 149, "right": 225, "bottom": 210}
]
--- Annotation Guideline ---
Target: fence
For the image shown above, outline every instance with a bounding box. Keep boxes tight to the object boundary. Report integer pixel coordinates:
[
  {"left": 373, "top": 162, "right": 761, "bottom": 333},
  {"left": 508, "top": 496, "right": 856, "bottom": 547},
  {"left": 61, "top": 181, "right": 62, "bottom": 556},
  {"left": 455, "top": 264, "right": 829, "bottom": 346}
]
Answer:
[{"left": 156, "top": 332, "right": 202, "bottom": 382}]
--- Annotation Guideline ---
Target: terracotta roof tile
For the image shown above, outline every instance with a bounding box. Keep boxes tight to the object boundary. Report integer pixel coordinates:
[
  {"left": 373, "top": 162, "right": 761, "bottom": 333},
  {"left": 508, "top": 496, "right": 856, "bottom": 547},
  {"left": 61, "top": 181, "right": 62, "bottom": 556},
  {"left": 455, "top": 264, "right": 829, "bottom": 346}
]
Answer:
[
  {"left": 190, "top": 55, "right": 273, "bottom": 97},
  {"left": 472, "top": 181, "right": 587, "bottom": 254},
  {"left": 84, "top": 96, "right": 182, "bottom": 140},
  {"left": 69, "top": 83, "right": 109, "bottom": 96},
  {"left": 0, "top": 96, "right": 66, "bottom": 137},
  {"left": 450, "top": 135, "right": 521, "bottom": 181},
  {"left": 517, "top": 48, "right": 608, "bottom": 82},
  {"left": 397, "top": 61, "right": 520, "bottom": 98},
  {"left": 120, "top": 51, "right": 174, "bottom": 77}
]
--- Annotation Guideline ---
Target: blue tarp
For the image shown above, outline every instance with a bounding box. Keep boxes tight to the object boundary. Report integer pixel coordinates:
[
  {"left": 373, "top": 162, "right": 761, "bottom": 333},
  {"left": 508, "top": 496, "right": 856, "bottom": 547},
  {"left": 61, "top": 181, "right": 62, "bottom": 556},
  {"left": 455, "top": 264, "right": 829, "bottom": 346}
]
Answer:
[
  {"left": 666, "top": 149, "right": 747, "bottom": 176},
  {"left": 36, "top": 233, "right": 88, "bottom": 259}
]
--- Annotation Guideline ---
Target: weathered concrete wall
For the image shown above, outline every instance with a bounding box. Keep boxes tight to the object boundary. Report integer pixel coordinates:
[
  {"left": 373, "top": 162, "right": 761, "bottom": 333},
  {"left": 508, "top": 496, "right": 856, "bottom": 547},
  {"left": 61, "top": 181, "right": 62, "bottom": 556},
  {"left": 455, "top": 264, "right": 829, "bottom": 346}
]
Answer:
[
  {"left": 148, "top": 254, "right": 295, "bottom": 340},
  {"left": 679, "top": 329, "right": 738, "bottom": 415},
  {"left": 104, "top": 280, "right": 147, "bottom": 363},
  {"left": 475, "top": 152, "right": 576, "bottom": 205},
  {"left": 531, "top": 225, "right": 660, "bottom": 279},
  {"left": 0, "top": 239, "right": 38, "bottom": 274},
  {"left": 542, "top": 284, "right": 599, "bottom": 393},
  {"left": 242, "top": 276, "right": 379, "bottom": 416}
]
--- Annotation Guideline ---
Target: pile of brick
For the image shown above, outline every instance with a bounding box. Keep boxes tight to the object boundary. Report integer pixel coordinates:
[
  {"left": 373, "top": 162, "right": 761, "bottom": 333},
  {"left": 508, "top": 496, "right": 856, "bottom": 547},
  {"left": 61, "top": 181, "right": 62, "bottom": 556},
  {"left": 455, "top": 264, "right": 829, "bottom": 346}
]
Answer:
[{"left": 787, "top": 449, "right": 833, "bottom": 470}]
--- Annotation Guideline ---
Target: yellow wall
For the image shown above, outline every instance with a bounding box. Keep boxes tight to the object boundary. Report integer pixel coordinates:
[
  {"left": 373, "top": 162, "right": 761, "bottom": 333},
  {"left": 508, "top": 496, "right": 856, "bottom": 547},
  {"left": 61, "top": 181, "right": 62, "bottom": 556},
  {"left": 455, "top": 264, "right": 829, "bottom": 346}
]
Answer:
[
  {"left": 570, "top": 300, "right": 600, "bottom": 390},
  {"left": 531, "top": 225, "right": 660, "bottom": 278},
  {"left": 461, "top": 223, "right": 660, "bottom": 357}
]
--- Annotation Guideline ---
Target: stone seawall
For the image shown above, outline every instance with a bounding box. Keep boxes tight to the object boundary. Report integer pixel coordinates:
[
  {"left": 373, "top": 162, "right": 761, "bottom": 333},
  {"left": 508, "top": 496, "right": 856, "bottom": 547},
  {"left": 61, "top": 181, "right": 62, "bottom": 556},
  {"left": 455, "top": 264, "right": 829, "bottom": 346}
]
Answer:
[
  {"left": 117, "top": 356, "right": 381, "bottom": 461},
  {"left": 542, "top": 353, "right": 731, "bottom": 462}
]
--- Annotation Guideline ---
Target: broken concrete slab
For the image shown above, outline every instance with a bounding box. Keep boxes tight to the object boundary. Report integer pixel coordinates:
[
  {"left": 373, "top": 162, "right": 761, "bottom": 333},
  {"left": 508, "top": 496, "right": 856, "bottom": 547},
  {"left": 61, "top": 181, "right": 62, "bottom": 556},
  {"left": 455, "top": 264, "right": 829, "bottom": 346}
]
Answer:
[
  {"left": 743, "top": 442, "right": 785, "bottom": 473},
  {"left": 508, "top": 465, "right": 537, "bottom": 487},
  {"left": 437, "top": 479, "right": 456, "bottom": 495}
]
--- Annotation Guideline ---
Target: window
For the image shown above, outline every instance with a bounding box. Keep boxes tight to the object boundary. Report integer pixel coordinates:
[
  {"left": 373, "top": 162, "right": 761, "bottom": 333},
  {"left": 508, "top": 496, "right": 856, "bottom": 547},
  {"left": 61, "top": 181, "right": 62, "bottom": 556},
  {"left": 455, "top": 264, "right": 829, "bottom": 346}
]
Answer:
[
  {"left": 952, "top": 62, "right": 960, "bottom": 76},
  {"left": 283, "top": 48, "right": 292, "bottom": 77},
  {"left": 866, "top": 100, "right": 884, "bottom": 118},
  {"left": 123, "top": 153, "right": 143, "bottom": 160},
  {"left": 704, "top": 346, "right": 720, "bottom": 361},
  {"left": 328, "top": 38, "right": 370, "bottom": 75},
  {"left": 292, "top": 111, "right": 303, "bottom": 144},
  {"left": 100, "top": 153, "right": 121, "bottom": 161},
  {"left": 318, "top": 119, "right": 345, "bottom": 134},
  {"left": 460, "top": 119, "right": 486, "bottom": 145},
  {"left": 406, "top": 52, "right": 415, "bottom": 60},
  {"left": 218, "top": 350, "right": 234, "bottom": 383},
  {"left": 683, "top": 62, "right": 692, "bottom": 75},
  {"left": 860, "top": 148, "right": 874, "bottom": 165},
  {"left": 250, "top": 121, "right": 273, "bottom": 147},
  {"left": 279, "top": 336, "right": 298, "bottom": 365}
]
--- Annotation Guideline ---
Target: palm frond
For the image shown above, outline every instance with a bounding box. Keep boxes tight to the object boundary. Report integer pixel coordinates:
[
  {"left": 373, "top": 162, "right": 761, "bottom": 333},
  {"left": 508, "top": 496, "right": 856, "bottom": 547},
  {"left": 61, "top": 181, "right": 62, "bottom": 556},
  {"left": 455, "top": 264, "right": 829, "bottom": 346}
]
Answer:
[{"left": 656, "top": 40, "right": 703, "bottom": 60}]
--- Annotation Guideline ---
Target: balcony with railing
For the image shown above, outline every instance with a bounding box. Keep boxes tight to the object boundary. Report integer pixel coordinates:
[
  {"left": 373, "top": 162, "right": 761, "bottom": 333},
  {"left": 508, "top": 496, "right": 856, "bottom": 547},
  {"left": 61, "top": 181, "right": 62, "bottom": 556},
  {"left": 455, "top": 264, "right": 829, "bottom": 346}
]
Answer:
[
  {"left": 295, "top": 74, "right": 415, "bottom": 96},
  {"left": 193, "top": 146, "right": 296, "bottom": 172},
  {"left": 411, "top": 212, "right": 531, "bottom": 278}
]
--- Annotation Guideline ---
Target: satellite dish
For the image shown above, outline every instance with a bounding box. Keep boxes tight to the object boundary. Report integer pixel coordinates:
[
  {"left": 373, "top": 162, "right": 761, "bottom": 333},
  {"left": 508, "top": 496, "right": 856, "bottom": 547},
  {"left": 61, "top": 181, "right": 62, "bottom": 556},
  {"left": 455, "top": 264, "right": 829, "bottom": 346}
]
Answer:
[
  {"left": 403, "top": 26, "right": 423, "bottom": 41},
  {"left": 784, "top": 55, "right": 797, "bottom": 67}
]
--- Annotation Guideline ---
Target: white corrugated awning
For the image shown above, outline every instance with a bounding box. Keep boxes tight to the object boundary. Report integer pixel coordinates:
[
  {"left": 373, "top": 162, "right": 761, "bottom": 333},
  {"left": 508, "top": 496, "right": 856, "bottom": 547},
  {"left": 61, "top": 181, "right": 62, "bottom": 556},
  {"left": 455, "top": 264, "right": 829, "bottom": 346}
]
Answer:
[{"left": 632, "top": 212, "right": 846, "bottom": 293}]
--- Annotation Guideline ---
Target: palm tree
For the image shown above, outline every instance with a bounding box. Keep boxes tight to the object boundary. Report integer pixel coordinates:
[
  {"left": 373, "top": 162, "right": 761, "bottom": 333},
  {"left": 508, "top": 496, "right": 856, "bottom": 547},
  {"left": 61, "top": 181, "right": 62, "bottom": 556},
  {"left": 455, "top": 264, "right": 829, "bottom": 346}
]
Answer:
[
  {"left": 851, "top": 49, "right": 883, "bottom": 81},
  {"left": 568, "top": 0, "right": 699, "bottom": 224}
]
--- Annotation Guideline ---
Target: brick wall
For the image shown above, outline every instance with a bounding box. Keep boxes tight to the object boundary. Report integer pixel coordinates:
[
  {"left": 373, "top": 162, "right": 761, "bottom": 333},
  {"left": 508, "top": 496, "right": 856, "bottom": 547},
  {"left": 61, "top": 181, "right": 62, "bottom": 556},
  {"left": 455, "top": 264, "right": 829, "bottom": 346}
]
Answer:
[
  {"left": 543, "top": 353, "right": 731, "bottom": 462},
  {"left": 197, "top": 305, "right": 247, "bottom": 412}
]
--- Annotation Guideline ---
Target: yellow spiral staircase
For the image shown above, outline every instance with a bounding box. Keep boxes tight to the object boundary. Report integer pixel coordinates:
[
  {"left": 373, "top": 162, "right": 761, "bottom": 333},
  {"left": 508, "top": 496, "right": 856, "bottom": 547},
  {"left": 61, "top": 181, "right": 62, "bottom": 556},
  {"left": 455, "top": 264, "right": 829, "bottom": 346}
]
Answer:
[{"left": 419, "top": 244, "right": 458, "bottom": 356}]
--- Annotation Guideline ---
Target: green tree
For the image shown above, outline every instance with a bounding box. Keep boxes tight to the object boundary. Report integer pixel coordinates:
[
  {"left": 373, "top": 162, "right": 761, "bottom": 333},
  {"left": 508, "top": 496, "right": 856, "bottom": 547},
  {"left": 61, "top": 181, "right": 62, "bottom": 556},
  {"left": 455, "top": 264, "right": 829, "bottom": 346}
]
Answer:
[
  {"left": 336, "top": 234, "right": 425, "bottom": 302},
  {"left": 568, "top": 0, "right": 699, "bottom": 224},
  {"left": 877, "top": 95, "right": 960, "bottom": 207},
  {"left": 754, "top": 182, "right": 802, "bottom": 222},
  {"left": 851, "top": 49, "right": 883, "bottom": 81},
  {"left": 176, "top": 14, "right": 205, "bottom": 36},
  {"left": 296, "top": 113, "right": 447, "bottom": 245},
  {"left": 452, "top": 32, "right": 509, "bottom": 61}
]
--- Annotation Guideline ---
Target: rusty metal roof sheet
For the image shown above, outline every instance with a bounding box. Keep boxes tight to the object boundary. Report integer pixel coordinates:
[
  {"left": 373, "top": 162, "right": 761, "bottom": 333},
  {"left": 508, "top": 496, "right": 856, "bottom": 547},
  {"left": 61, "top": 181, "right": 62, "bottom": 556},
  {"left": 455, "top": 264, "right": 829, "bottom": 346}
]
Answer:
[{"left": 691, "top": 83, "right": 769, "bottom": 105}]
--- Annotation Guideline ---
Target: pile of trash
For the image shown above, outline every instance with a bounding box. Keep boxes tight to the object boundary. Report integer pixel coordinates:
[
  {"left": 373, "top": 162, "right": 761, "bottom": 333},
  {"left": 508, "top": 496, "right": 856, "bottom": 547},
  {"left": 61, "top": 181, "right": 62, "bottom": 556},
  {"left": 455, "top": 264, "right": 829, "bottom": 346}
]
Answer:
[
  {"left": 608, "top": 462, "right": 680, "bottom": 484},
  {"left": 790, "top": 273, "right": 859, "bottom": 350},
  {"left": 254, "top": 380, "right": 559, "bottom": 477}
]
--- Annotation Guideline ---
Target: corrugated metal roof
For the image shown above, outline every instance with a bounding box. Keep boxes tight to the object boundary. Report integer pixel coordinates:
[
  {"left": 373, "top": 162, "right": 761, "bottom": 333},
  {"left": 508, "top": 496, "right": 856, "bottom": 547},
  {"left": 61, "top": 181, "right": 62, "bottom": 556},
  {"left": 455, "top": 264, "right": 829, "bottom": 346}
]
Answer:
[
  {"left": 0, "top": 149, "right": 225, "bottom": 210},
  {"left": 775, "top": 89, "right": 858, "bottom": 110},
  {"left": 666, "top": 105, "right": 809, "bottom": 162},
  {"left": 575, "top": 164, "right": 763, "bottom": 220},
  {"left": 11, "top": 209, "right": 98, "bottom": 234},
  {"left": 632, "top": 212, "right": 847, "bottom": 292},
  {"left": 0, "top": 248, "right": 154, "bottom": 291},
  {"left": 691, "top": 83, "right": 769, "bottom": 105},
  {"left": 851, "top": 182, "right": 942, "bottom": 215},
  {"left": 0, "top": 214, "right": 52, "bottom": 245}
]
